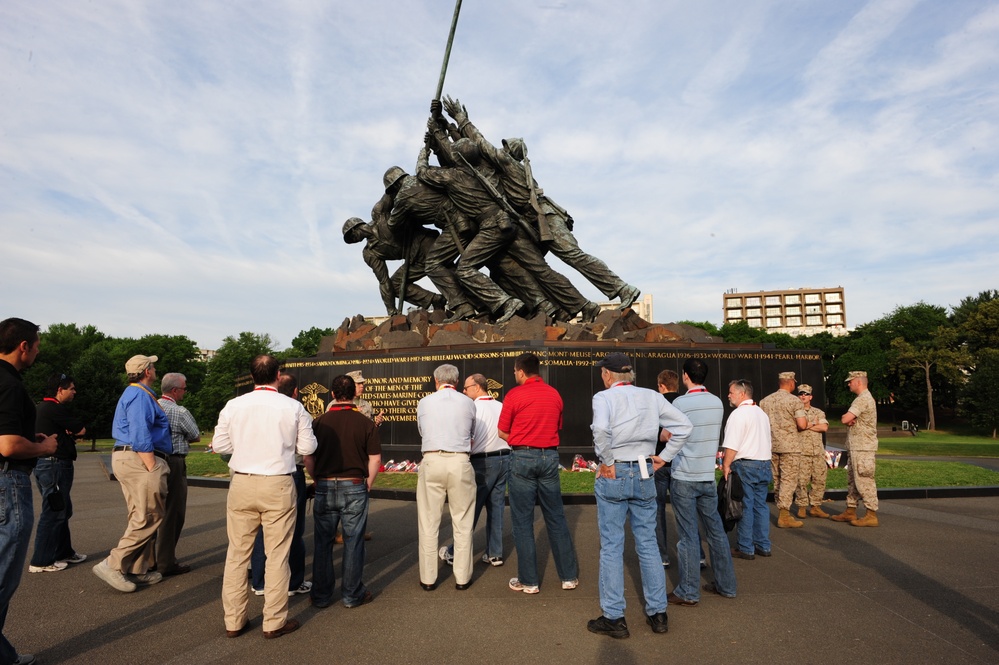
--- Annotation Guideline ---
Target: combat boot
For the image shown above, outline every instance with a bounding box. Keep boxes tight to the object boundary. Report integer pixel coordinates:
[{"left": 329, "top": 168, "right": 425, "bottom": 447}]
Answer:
[
  {"left": 830, "top": 507, "right": 857, "bottom": 523},
  {"left": 777, "top": 509, "right": 803, "bottom": 528},
  {"left": 850, "top": 510, "right": 879, "bottom": 527},
  {"left": 797, "top": 506, "right": 807, "bottom": 519},
  {"left": 808, "top": 505, "right": 830, "bottom": 519}
]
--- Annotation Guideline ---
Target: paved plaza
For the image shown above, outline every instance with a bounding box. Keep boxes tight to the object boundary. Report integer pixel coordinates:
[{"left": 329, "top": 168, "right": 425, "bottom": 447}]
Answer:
[{"left": 10, "top": 456, "right": 999, "bottom": 664}]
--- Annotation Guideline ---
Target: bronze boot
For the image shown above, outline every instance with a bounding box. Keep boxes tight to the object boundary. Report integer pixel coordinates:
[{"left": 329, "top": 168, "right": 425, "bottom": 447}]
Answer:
[
  {"left": 830, "top": 507, "right": 857, "bottom": 522},
  {"left": 797, "top": 506, "right": 807, "bottom": 519},
  {"left": 850, "top": 510, "right": 879, "bottom": 527},
  {"left": 808, "top": 505, "right": 830, "bottom": 519},
  {"left": 777, "top": 508, "right": 804, "bottom": 528}
]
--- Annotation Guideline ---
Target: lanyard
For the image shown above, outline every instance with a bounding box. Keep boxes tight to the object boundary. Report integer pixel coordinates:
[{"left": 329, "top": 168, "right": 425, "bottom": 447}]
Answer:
[{"left": 131, "top": 383, "right": 166, "bottom": 412}]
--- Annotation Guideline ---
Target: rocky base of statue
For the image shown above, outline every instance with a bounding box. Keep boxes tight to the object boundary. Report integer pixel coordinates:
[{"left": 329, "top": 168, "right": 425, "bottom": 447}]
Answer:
[{"left": 318, "top": 308, "right": 720, "bottom": 354}]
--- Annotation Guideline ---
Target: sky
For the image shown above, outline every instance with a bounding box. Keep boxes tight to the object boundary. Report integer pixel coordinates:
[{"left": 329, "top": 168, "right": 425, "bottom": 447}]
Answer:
[{"left": 3, "top": 0, "right": 998, "bottom": 351}]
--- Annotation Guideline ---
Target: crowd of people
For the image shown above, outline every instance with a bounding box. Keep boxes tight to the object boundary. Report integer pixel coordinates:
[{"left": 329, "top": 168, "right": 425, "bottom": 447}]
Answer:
[{"left": 0, "top": 316, "right": 883, "bottom": 660}]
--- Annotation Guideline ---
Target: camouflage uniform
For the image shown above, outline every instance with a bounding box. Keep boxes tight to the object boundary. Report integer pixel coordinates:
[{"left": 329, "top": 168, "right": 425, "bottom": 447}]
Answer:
[
  {"left": 353, "top": 397, "right": 374, "bottom": 420},
  {"left": 795, "top": 406, "right": 829, "bottom": 508},
  {"left": 760, "top": 389, "right": 805, "bottom": 511},
  {"left": 845, "top": 389, "right": 878, "bottom": 511}
]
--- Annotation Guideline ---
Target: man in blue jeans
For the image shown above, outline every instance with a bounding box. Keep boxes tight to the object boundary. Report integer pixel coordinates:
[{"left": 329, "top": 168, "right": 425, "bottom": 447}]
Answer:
[
  {"left": 1, "top": 317, "right": 59, "bottom": 665},
  {"left": 587, "top": 352, "right": 691, "bottom": 639},
  {"left": 30, "top": 373, "right": 87, "bottom": 573},
  {"left": 660, "top": 359, "right": 736, "bottom": 606},
  {"left": 306, "top": 374, "right": 380, "bottom": 609},
  {"left": 499, "top": 352, "right": 579, "bottom": 595},
  {"left": 721, "top": 379, "right": 773, "bottom": 560}
]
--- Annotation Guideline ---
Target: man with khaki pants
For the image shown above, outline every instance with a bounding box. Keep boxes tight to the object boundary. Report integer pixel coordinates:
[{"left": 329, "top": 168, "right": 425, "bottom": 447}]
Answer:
[
  {"left": 759, "top": 371, "right": 807, "bottom": 528},
  {"left": 212, "top": 355, "right": 318, "bottom": 639},
  {"left": 832, "top": 371, "right": 880, "bottom": 527},
  {"left": 794, "top": 384, "right": 830, "bottom": 518}
]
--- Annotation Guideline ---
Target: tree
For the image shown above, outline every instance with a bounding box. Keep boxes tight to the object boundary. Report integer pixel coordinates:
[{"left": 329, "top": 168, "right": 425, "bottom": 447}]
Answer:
[
  {"left": 192, "top": 332, "right": 274, "bottom": 428},
  {"left": 963, "top": 349, "right": 999, "bottom": 438},
  {"left": 70, "top": 345, "right": 124, "bottom": 439},
  {"left": 890, "top": 327, "right": 971, "bottom": 431},
  {"left": 23, "top": 323, "right": 107, "bottom": 400},
  {"left": 950, "top": 290, "right": 999, "bottom": 327},
  {"left": 283, "top": 326, "right": 337, "bottom": 358},
  {"left": 961, "top": 299, "right": 999, "bottom": 353},
  {"left": 676, "top": 320, "right": 721, "bottom": 337}
]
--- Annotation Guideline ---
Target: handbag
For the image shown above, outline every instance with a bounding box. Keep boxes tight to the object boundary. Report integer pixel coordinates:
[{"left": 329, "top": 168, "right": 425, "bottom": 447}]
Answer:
[{"left": 717, "top": 467, "right": 744, "bottom": 532}]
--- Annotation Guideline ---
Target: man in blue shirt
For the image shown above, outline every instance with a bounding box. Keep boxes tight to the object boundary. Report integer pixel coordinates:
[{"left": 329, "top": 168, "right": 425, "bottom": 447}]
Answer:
[
  {"left": 660, "top": 358, "right": 737, "bottom": 606},
  {"left": 93, "top": 355, "right": 171, "bottom": 593},
  {"left": 587, "top": 352, "right": 691, "bottom": 639}
]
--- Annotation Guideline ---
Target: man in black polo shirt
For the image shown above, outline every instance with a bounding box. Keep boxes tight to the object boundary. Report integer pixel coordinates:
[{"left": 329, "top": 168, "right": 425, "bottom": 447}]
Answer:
[
  {"left": 30, "top": 373, "right": 87, "bottom": 573},
  {"left": 306, "top": 374, "right": 380, "bottom": 609},
  {"left": 0, "top": 317, "right": 58, "bottom": 665}
]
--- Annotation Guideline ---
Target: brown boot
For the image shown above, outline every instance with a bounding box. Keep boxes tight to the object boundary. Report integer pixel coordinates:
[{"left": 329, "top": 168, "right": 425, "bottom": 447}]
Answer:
[
  {"left": 850, "top": 510, "right": 879, "bottom": 527},
  {"left": 808, "top": 505, "right": 830, "bottom": 519},
  {"left": 797, "top": 506, "right": 807, "bottom": 519},
  {"left": 830, "top": 507, "right": 857, "bottom": 522},
  {"left": 777, "top": 509, "right": 803, "bottom": 528}
]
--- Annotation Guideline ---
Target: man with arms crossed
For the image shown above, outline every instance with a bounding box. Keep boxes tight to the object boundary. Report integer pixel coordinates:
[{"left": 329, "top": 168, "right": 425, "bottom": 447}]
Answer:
[
  {"left": 587, "top": 352, "right": 691, "bottom": 639},
  {"left": 212, "top": 355, "right": 317, "bottom": 639},
  {"left": 660, "top": 359, "right": 736, "bottom": 606},
  {"left": 722, "top": 379, "right": 774, "bottom": 560},
  {"left": 794, "top": 384, "right": 830, "bottom": 519},
  {"left": 416, "top": 364, "right": 476, "bottom": 591},
  {"left": 500, "top": 352, "right": 579, "bottom": 595},
  {"left": 831, "top": 371, "right": 880, "bottom": 527},
  {"left": 156, "top": 372, "right": 200, "bottom": 576},
  {"left": 93, "top": 355, "right": 171, "bottom": 593},
  {"left": 0, "top": 318, "right": 58, "bottom": 665}
]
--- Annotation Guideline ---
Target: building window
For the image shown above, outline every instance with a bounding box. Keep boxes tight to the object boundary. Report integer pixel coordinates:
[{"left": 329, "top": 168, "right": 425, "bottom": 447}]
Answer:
[
  {"left": 786, "top": 316, "right": 802, "bottom": 326},
  {"left": 746, "top": 308, "right": 761, "bottom": 317},
  {"left": 806, "top": 315, "right": 822, "bottom": 326},
  {"left": 805, "top": 293, "right": 822, "bottom": 304},
  {"left": 748, "top": 318, "right": 763, "bottom": 328},
  {"left": 786, "top": 306, "right": 801, "bottom": 315},
  {"left": 826, "top": 304, "right": 842, "bottom": 314},
  {"left": 766, "top": 317, "right": 782, "bottom": 327},
  {"left": 785, "top": 295, "right": 800, "bottom": 304},
  {"left": 746, "top": 297, "right": 761, "bottom": 306},
  {"left": 727, "top": 312, "right": 743, "bottom": 321},
  {"left": 827, "top": 314, "right": 843, "bottom": 324},
  {"left": 805, "top": 305, "right": 823, "bottom": 315},
  {"left": 726, "top": 298, "right": 741, "bottom": 308},
  {"left": 825, "top": 292, "right": 842, "bottom": 302},
  {"left": 765, "top": 296, "right": 781, "bottom": 305},
  {"left": 766, "top": 307, "right": 782, "bottom": 315}
]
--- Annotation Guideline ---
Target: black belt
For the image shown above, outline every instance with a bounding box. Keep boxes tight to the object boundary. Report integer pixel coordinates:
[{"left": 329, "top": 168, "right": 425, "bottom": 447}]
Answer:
[
  {"left": 511, "top": 446, "right": 557, "bottom": 451},
  {"left": 471, "top": 450, "right": 511, "bottom": 459},
  {"left": 113, "top": 446, "right": 168, "bottom": 461},
  {"left": 0, "top": 461, "right": 33, "bottom": 474}
]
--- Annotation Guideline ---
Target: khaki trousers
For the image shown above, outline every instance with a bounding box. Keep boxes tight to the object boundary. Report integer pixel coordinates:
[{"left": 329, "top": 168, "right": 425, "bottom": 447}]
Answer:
[
  {"left": 108, "top": 451, "right": 168, "bottom": 574},
  {"left": 771, "top": 452, "right": 801, "bottom": 510},
  {"left": 417, "top": 452, "right": 475, "bottom": 586},
  {"left": 222, "top": 473, "right": 296, "bottom": 632},
  {"left": 846, "top": 451, "right": 878, "bottom": 511},
  {"left": 795, "top": 454, "right": 828, "bottom": 507}
]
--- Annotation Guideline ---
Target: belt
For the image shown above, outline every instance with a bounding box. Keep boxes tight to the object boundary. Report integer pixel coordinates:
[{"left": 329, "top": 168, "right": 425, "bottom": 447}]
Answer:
[
  {"left": 38, "top": 456, "right": 60, "bottom": 461},
  {"left": 471, "top": 449, "right": 511, "bottom": 459},
  {"left": 0, "top": 461, "right": 33, "bottom": 474},
  {"left": 422, "top": 450, "right": 469, "bottom": 455},
  {"left": 170, "top": 453, "right": 187, "bottom": 458},
  {"left": 613, "top": 459, "right": 652, "bottom": 465},
  {"left": 232, "top": 471, "right": 291, "bottom": 477},
  {"left": 317, "top": 477, "right": 364, "bottom": 484},
  {"left": 113, "top": 446, "right": 168, "bottom": 461},
  {"left": 511, "top": 446, "right": 558, "bottom": 451}
]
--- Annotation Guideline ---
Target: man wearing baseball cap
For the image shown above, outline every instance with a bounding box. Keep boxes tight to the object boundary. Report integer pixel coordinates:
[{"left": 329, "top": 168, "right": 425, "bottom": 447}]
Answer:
[
  {"left": 794, "top": 384, "right": 830, "bottom": 519},
  {"left": 832, "top": 371, "right": 880, "bottom": 527},
  {"left": 93, "top": 355, "right": 172, "bottom": 593}
]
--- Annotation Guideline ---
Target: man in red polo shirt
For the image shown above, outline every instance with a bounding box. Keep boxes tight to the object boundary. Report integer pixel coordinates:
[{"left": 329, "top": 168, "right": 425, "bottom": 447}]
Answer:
[{"left": 499, "top": 352, "right": 579, "bottom": 594}]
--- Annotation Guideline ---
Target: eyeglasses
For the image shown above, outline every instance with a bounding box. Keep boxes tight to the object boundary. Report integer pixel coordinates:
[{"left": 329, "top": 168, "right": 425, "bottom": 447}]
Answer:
[{"left": 462, "top": 385, "right": 474, "bottom": 392}]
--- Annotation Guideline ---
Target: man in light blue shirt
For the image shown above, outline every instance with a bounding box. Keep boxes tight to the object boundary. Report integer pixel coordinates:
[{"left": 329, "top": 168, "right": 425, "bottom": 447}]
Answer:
[
  {"left": 660, "top": 358, "right": 737, "bottom": 606},
  {"left": 587, "top": 352, "right": 691, "bottom": 640},
  {"left": 416, "top": 364, "right": 476, "bottom": 591}
]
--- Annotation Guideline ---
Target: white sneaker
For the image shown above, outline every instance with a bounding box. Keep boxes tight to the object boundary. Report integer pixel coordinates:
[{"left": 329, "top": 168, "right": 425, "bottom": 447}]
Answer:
[
  {"left": 92, "top": 558, "right": 137, "bottom": 593},
  {"left": 288, "top": 581, "right": 312, "bottom": 596},
  {"left": 561, "top": 578, "right": 579, "bottom": 590},
  {"left": 481, "top": 554, "right": 504, "bottom": 567},
  {"left": 60, "top": 553, "right": 88, "bottom": 564},
  {"left": 28, "top": 561, "right": 68, "bottom": 573},
  {"left": 13, "top": 654, "right": 35, "bottom": 665},
  {"left": 253, "top": 587, "right": 265, "bottom": 596},
  {"left": 508, "top": 577, "right": 539, "bottom": 594},
  {"left": 438, "top": 546, "right": 454, "bottom": 565},
  {"left": 129, "top": 571, "right": 163, "bottom": 585}
]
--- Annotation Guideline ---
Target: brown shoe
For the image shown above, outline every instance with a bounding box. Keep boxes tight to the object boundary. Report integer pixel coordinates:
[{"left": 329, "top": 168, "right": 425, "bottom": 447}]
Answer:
[
  {"left": 830, "top": 507, "right": 857, "bottom": 522},
  {"left": 797, "top": 506, "right": 807, "bottom": 519},
  {"left": 263, "top": 619, "right": 300, "bottom": 639},
  {"left": 809, "top": 506, "right": 830, "bottom": 519},
  {"left": 225, "top": 623, "right": 248, "bottom": 638},
  {"left": 731, "top": 548, "right": 755, "bottom": 561},
  {"left": 667, "top": 592, "right": 698, "bottom": 607},
  {"left": 334, "top": 532, "right": 344, "bottom": 544},
  {"left": 777, "top": 509, "right": 804, "bottom": 528},
  {"left": 850, "top": 510, "right": 879, "bottom": 527}
]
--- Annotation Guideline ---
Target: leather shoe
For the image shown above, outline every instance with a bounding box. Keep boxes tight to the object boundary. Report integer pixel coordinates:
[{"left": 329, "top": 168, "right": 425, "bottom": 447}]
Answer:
[
  {"left": 754, "top": 547, "right": 772, "bottom": 557},
  {"left": 455, "top": 581, "right": 471, "bottom": 591},
  {"left": 345, "top": 591, "right": 373, "bottom": 608},
  {"left": 162, "top": 564, "right": 191, "bottom": 576},
  {"left": 703, "top": 583, "right": 735, "bottom": 598},
  {"left": 731, "top": 548, "right": 755, "bottom": 560},
  {"left": 225, "top": 623, "right": 248, "bottom": 638},
  {"left": 262, "top": 619, "right": 300, "bottom": 639},
  {"left": 646, "top": 611, "right": 668, "bottom": 633},
  {"left": 667, "top": 592, "right": 697, "bottom": 607},
  {"left": 420, "top": 582, "right": 435, "bottom": 591}
]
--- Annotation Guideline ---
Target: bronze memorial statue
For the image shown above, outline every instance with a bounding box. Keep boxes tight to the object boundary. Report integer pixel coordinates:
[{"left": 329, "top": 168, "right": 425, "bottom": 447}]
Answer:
[{"left": 342, "top": 0, "right": 639, "bottom": 323}]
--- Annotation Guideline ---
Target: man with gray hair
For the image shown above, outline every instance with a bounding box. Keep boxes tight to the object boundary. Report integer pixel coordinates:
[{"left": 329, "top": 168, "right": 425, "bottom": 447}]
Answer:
[
  {"left": 587, "top": 352, "right": 691, "bottom": 639},
  {"left": 416, "top": 364, "right": 476, "bottom": 591},
  {"left": 155, "top": 372, "right": 200, "bottom": 576}
]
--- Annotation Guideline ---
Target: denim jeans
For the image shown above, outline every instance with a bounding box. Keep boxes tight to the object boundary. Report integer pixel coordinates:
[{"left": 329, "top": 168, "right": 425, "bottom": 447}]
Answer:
[
  {"left": 508, "top": 448, "right": 578, "bottom": 587},
  {"left": 654, "top": 464, "right": 671, "bottom": 564},
  {"left": 595, "top": 461, "right": 667, "bottom": 619},
  {"left": 0, "top": 469, "right": 34, "bottom": 664},
  {"left": 252, "top": 467, "right": 307, "bottom": 591},
  {"left": 733, "top": 459, "right": 772, "bottom": 555},
  {"left": 30, "top": 458, "right": 76, "bottom": 566},
  {"left": 669, "top": 478, "right": 737, "bottom": 600},
  {"left": 448, "top": 454, "right": 510, "bottom": 560},
  {"left": 311, "top": 479, "right": 369, "bottom": 607}
]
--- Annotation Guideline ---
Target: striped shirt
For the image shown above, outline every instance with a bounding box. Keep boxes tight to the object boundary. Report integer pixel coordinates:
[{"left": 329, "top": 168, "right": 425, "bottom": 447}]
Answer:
[{"left": 668, "top": 387, "right": 724, "bottom": 482}]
